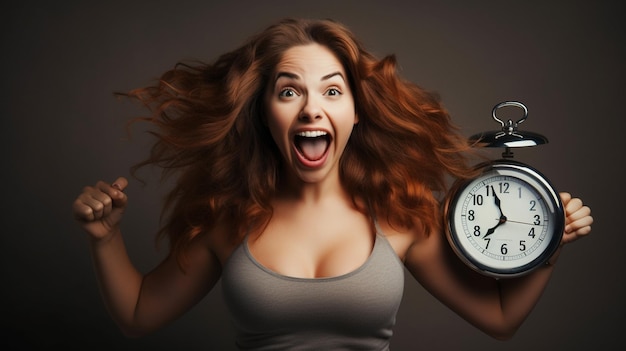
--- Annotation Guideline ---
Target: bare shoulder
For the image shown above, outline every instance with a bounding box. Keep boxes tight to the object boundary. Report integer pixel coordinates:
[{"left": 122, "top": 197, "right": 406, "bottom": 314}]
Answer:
[
  {"left": 202, "top": 218, "right": 244, "bottom": 268},
  {"left": 376, "top": 219, "right": 424, "bottom": 262}
]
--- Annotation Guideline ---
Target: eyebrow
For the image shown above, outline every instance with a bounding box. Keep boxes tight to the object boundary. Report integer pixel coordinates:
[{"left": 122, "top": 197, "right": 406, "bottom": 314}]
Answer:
[
  {"left": 274, "top": 71, "right": 345, "bottom": 83},
  {"left": 322, "top": 71, "right": 345, "bottom": 81}
]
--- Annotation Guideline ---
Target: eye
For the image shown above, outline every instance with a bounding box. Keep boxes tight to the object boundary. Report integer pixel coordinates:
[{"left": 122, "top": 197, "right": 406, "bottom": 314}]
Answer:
[
  {"left": 278, "top": 88, "right": 298, "bottom": 98},
  {"left": 325, "top": 88, "right": 342, "bottom": 96}
]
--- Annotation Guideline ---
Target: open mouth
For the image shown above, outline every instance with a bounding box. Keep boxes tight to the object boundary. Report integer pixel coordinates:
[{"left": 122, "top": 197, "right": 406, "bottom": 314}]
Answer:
[{"left": 294, "top": 130, "right": 331, "bottom": 162}]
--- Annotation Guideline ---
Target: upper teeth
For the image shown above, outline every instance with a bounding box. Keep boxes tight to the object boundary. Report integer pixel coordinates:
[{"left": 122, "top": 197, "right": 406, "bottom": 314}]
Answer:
[{"left": 297, "top": 131, "right": 327, "bottom": 138}]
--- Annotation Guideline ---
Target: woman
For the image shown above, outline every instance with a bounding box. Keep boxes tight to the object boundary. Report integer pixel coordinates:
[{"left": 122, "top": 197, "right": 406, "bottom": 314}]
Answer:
[{"left": 72, "top": 18, "right": 593, "bottom": 350}]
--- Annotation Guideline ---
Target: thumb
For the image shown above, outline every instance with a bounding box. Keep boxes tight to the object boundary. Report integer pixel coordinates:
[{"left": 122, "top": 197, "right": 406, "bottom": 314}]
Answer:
[
  {"left": 110, "top": 177, "right": 129, "bottom": 208},
  {"left": 111, "top": 176, "right": 128, "bottom": 191}
]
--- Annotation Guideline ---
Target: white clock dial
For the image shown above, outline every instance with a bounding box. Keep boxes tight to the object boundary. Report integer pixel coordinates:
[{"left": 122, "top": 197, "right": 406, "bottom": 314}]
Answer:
[{"left": 445, "top": 162, "right": 564, "bottom": 278}]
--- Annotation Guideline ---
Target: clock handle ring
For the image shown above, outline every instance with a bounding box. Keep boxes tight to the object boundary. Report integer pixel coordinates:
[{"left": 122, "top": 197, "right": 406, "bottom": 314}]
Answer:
[{"left": 492, "top": 101, "right": 528, "bottom": 131}]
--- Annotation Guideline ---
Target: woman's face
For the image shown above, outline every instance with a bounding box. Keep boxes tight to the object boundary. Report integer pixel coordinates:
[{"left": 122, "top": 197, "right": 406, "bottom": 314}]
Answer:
[{"left": 265, "top": 43, "right": 357, "bottom": 184}]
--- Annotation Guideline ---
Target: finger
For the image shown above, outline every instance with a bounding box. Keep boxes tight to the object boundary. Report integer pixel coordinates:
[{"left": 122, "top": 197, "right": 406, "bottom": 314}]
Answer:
[
  {"left": 72, "top": 197, "right": 96, "bottom": 222},
  {"left": 111, "top": 177, "right": 128, "bottom": 191},
  {"left": 110, "top": 185, "right": 128, "bottom": 209},
  {"left": 95, "top": 179, "right": 128, "bottom": 208},
  {"left": 566, "top": 204, "right": 592, "bottom": 224},
  {"left": 561, "top": 213, "right": 593, "bottom": 246},
  {"left": 565, "top": 197, "right": 584, "bottom": 215},
  {"left": 111, "top": 177, "right": 128, "bottom": 207},
  {"left": 562, "top": 224, "right": 592, "bottom": 244},
  {"left": 90, "top": 188, "right": 114, "bottom": 217},
  {"left": 75, "top": 188, "right": 112, "bottom": 220},
  {"left": 73, "top": 195, "right": 105, "bottom": 221},
  {"left": 566, "top": 214, "right": 594, "bottom": 235},
  {"left": 559, "top": 192, "right": 572, "bottom": 205}
]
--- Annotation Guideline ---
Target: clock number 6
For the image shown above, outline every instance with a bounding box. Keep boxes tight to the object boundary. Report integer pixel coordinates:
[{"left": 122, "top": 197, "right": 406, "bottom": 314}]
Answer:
[{"left": 501, "top": 243, "right": 508, "bottom": 255}]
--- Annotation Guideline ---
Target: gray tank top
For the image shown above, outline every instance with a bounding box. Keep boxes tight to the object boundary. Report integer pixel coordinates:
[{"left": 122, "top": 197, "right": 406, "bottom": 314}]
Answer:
[{"left": 221, "top": 231, "right": 405, "bottom": 350}]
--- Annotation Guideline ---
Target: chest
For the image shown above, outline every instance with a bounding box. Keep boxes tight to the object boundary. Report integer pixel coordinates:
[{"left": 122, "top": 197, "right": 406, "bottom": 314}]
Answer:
[
  {"left": 247, "top": 202, "right": 376, "bottom": 279},
  {"left": 212, "top": 212, "right": 416, "bottom": 278},
  {"left": 220, "top": 234, "right": 406, "bottom": 348}
]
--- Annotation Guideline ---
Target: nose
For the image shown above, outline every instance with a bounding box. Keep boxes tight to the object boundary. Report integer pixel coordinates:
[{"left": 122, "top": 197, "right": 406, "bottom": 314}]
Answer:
[{"left": 299, "top": 95, "right": 323, "bottom": 121}]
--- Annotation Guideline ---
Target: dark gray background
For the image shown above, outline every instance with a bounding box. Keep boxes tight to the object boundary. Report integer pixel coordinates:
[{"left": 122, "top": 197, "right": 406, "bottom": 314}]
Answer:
[{"left": 2, "top": 1, "right": 623, "bottom": 350}]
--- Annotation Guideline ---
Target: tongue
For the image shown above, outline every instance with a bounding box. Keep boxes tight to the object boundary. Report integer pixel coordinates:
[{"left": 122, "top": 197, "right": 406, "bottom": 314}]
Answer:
[{"left": 299, "top": 138, "right": 328, "bottom": 161}]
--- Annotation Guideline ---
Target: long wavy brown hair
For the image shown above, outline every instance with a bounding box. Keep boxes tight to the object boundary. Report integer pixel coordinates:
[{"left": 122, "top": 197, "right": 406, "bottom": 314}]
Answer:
[{"left": 123, "top": 18, "right": 480, "bottom": 266}]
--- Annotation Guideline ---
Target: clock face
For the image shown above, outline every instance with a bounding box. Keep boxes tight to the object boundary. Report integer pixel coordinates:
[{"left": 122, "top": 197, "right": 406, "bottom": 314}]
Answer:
[{"left": 446, "top": 162, "right": 564, "bottom": 278}]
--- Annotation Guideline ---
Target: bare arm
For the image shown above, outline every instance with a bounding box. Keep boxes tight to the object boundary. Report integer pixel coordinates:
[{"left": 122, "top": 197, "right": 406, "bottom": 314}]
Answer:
[
  {"left": 73, "top": 177, "right": 222, "bottom": 337},
  {"left": 404, "top": 192, "right": 592, "bottom": 340}
]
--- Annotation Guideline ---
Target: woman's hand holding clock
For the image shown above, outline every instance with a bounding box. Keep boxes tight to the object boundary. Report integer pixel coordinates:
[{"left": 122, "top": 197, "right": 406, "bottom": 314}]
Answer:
[{"left": 559, "top": 192, "right": 593, "bottom": 245}]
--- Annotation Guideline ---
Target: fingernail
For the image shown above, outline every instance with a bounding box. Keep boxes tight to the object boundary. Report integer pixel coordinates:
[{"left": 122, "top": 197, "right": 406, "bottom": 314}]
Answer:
[{"left": 112, "top": 183, "right": 121, "bottom": 190}]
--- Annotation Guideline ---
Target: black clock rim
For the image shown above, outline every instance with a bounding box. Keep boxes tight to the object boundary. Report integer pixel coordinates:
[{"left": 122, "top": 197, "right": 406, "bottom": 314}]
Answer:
[{"left": 444, "top": 160, "right": 565, "bottom": 279}]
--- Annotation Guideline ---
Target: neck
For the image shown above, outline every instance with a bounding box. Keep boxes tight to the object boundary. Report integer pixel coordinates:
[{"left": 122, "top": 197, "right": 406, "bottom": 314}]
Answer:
[{"left": 277, "top": 167, "right": 349, "bottom": 205}]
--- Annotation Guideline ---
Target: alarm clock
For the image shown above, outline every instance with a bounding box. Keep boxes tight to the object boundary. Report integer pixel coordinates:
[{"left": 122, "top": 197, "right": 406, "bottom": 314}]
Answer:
[{"left": 444, "top": 101, "right": 565, "bottom": 278}]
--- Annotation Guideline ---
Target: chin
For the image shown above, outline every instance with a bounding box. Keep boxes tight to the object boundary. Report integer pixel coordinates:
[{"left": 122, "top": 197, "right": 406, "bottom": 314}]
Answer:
[{"left": 290, "top": 165, "right": 335, "bottom": 185}]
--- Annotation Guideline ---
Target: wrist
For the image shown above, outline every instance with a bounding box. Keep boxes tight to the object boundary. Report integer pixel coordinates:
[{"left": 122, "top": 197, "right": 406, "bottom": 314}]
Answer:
[{"left": 89, "top": 227, "right": 123, "bottom": 247}]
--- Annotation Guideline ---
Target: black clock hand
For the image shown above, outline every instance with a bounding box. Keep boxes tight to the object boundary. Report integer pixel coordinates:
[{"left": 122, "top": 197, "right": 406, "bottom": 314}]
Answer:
[
  {"left": 493, "top": 188, "right": 503, "bottom": 214},
  {"left": 484, "top": 215, "right": 507, "bottom": 238},
  {"left": 484, "top": 191, "right": 507, "bottom": 239}
]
